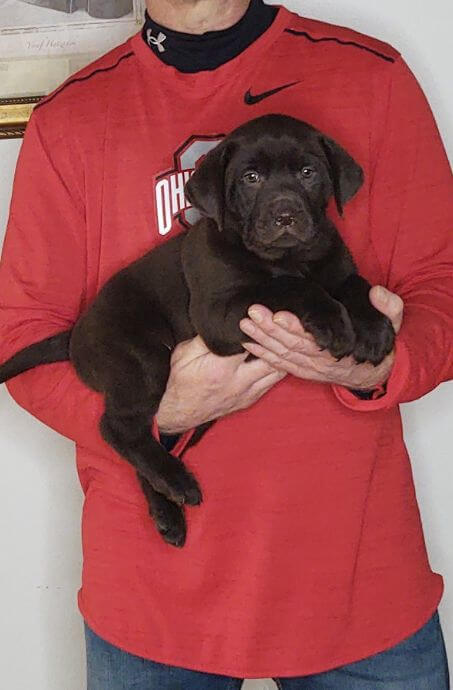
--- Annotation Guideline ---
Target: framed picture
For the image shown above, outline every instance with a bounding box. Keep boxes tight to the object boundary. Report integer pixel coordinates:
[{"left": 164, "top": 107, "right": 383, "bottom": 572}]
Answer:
[{"left": 0, "top": 0, "right": 145, "bottom": 138}]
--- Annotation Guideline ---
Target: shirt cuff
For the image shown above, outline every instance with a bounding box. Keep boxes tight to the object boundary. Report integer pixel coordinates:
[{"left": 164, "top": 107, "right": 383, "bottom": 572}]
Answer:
[
  {"left": 349, "top": 384, "right": 387, "bottom": 400},
  {"left": 160, "top": 432, "right": 181, "bottom": 451},
  {"left": 332, "top": 337, "right": 411, "bottom": 412},
  {"left": 152, "top": 417, "right": 196, "bottom": 456}
]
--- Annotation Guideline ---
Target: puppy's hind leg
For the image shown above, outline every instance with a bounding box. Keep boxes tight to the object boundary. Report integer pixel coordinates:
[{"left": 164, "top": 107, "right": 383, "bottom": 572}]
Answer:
[
  {"left": 136, "top": 404, "right": 215, "bottom": 548},
  {"left": 98, "top": 344, "right": 202, "bottom": 537}
]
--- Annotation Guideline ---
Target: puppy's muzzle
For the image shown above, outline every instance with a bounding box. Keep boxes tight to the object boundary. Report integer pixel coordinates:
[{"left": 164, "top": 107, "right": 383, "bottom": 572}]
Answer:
[
  {"left": 264, "top": 196, "right": 313, "bottom": 239},
  {"left": 270, "top": 197, "right": 306, "bottom": 226}
]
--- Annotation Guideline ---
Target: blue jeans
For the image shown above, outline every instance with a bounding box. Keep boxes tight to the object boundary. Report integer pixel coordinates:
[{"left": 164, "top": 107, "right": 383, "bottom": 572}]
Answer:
[{"left": 85, "top": 611, "right": 450, "bottom": 689}]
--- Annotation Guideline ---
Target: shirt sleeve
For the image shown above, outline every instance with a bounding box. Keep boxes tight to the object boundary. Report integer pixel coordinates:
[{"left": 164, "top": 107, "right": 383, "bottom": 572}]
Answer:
[
  {"left": 0, "top": 110, "right": 117, "bottom": 460},
  {"left": 333, "top": 56, "right": 453, "bottom": 412}
]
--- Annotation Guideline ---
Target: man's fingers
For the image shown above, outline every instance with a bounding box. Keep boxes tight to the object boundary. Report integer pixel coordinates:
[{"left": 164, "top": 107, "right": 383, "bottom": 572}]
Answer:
[
  {"left": 240, "top": 306, "right": 314, "bottom": 354},
  {"left": 272, "top": 310, "right": 310, "bottom": 336},
  {"left": 240, "top": 318, "right": 296, "bottom": 356},
  {"left": 242, "top": 340, "right": 316, "bottom": 375},
  {"left": 173, "top": 335, "right": 248, "bottom": 365},
  {"left": 245, "top": 344, "right": 325, "bottom": 380},
  {"left": 369, "top": 285, "right": 404, "bottom": 333},
  {"left": 248, "top": 305, "right": 310, "bottom": 341},
  {"left": 240, "top": 316, "right": 328, "bottom": 360}
]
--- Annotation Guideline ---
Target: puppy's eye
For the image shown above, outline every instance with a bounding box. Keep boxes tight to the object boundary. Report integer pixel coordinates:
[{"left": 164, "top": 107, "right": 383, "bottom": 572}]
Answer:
[
  {"left": 242, "top": 171, "right": 261, "bottom": 184},
  {"left": 301, "top": 167, "right": 315, "bottom": 178}
]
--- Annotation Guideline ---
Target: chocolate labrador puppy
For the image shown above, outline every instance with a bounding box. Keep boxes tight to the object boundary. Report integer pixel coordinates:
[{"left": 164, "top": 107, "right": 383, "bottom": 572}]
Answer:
[{"left": 0, "top": 114, "right": 394, "bottom": 547}]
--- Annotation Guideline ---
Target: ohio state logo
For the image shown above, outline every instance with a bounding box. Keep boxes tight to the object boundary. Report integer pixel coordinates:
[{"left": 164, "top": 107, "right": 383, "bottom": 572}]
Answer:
[{"left": 154, "top": 134, "right": 224, "bottom": 235}]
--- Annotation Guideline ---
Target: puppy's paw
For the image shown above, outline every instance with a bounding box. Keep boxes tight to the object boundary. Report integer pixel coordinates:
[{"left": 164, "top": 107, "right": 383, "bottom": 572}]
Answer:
[
  {"left": 138, "top": 474, "right": 189, "bottom": 547},
  {"left": 352, "top": 312, "right": 395, "bottom": 366},
  {"left": 151, "top": 495, "right": 187, "bottom": 548},
  {"left": 151, "top": 456, "right": 203, "bottom": 507},
  {"left": 303, "top": 302, "right": 356, "bottom": 360}
]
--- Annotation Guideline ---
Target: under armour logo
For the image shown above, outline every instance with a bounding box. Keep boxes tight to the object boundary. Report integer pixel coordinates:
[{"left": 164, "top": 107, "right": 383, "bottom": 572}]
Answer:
[{"left": 146, "top": 30, "right": 167, "bottom": 53}]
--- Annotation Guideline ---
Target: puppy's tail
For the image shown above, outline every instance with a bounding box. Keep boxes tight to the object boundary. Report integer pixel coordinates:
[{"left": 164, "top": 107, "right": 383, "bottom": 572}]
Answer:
[{"left": 0, "top": 330, "right": 72, "bottom": 383}]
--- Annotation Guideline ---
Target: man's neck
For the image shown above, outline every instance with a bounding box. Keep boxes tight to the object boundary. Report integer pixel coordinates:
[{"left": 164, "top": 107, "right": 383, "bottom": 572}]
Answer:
[{"left": 145, "top": 0, "right": 251, "bottom": 34}]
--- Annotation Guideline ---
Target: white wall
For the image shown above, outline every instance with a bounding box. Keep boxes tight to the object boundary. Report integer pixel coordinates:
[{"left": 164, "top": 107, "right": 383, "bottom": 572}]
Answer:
[
  {"left": 0, "top": 2, "right": 452, "bottom": 689},
  {"left": 0, "top": 140, "right": 85, "bottom": 689}
]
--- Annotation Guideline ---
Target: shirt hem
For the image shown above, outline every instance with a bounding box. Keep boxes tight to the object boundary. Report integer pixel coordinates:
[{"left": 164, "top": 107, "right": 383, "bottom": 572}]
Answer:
[{"left": 78, "top": 578, "right": 443, "bottom": 679}]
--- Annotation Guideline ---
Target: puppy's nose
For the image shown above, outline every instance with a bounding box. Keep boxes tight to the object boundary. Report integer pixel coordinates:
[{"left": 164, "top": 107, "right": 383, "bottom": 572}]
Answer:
[{"left": 274, "top": 213, "right": 296, "bottom": 228}]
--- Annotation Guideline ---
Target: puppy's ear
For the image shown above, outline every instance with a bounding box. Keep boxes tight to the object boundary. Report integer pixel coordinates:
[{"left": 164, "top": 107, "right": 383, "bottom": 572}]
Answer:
[
  {"left": 320, "top": 136, "right": 364, "bottom": 216},
  {"left": 185, "top": 142, "right": 231, "bottom": 231}
]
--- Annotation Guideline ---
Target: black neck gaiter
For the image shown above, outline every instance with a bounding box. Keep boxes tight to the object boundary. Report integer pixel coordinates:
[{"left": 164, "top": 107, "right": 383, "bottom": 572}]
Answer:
[{"left": 141, "top": 0, "right": 278, "bottom": 73}]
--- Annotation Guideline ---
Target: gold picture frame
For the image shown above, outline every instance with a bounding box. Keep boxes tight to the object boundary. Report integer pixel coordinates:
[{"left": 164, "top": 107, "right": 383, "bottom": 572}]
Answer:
[{"left": 0, "top": 95, "right": 42, "bottom": 139}]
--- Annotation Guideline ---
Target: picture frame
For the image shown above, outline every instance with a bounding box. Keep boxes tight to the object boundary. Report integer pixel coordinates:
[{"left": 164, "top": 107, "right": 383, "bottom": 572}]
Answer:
[
  {"left": 0, "top": 0, "right": 145, "bottom": 138},
  {"left": 0, "top": 95, "right": 42, "bottom": 139}
]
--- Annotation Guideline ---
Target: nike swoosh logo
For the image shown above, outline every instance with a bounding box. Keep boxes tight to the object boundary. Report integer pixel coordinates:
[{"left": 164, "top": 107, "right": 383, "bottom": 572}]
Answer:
[{"left": 244, "top": 81, "right": 300, "bottom": 105}]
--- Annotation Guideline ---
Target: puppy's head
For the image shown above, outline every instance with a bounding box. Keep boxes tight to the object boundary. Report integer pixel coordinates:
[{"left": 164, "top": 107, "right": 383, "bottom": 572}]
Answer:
[{"left": 185, "top": 114, "right": 363, "bottom": 260}]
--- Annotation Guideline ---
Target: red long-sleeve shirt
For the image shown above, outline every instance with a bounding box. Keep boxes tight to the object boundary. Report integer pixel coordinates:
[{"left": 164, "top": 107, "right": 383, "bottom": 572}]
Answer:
[{"left": 1, "top": 6, "right": 452, "bottom": 678}]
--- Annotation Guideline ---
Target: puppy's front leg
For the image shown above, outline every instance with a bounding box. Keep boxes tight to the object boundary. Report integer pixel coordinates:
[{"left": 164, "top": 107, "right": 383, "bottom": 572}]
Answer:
[
  {"left": 193, "top": 276, "right": 356, "bottom": 360},
  {"left": 334, "top": 274, "right": 395, "bottom": 365}
]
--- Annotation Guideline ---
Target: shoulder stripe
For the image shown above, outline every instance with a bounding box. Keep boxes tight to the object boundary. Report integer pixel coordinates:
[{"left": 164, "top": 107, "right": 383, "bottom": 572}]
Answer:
[
  {"left": 284, "top": 28, "right": 395, "bottom": 63},
  {"left": 35, "top": 51, "right": 134, "bottom": 111}
]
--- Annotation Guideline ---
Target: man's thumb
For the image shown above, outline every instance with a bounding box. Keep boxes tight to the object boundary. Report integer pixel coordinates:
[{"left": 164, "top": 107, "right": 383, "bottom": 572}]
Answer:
[{"left": 369, "top": 285, "right": 404, "bottom": 334}]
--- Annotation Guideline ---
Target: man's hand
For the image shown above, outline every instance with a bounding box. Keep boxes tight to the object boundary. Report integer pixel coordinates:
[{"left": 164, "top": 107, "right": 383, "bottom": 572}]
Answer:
[
  {"left": 239, "top": 286, "right": 404, "bottom": 391},
  {"left": 156, "top": 335, "right": 286, "bottom": 434}
]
